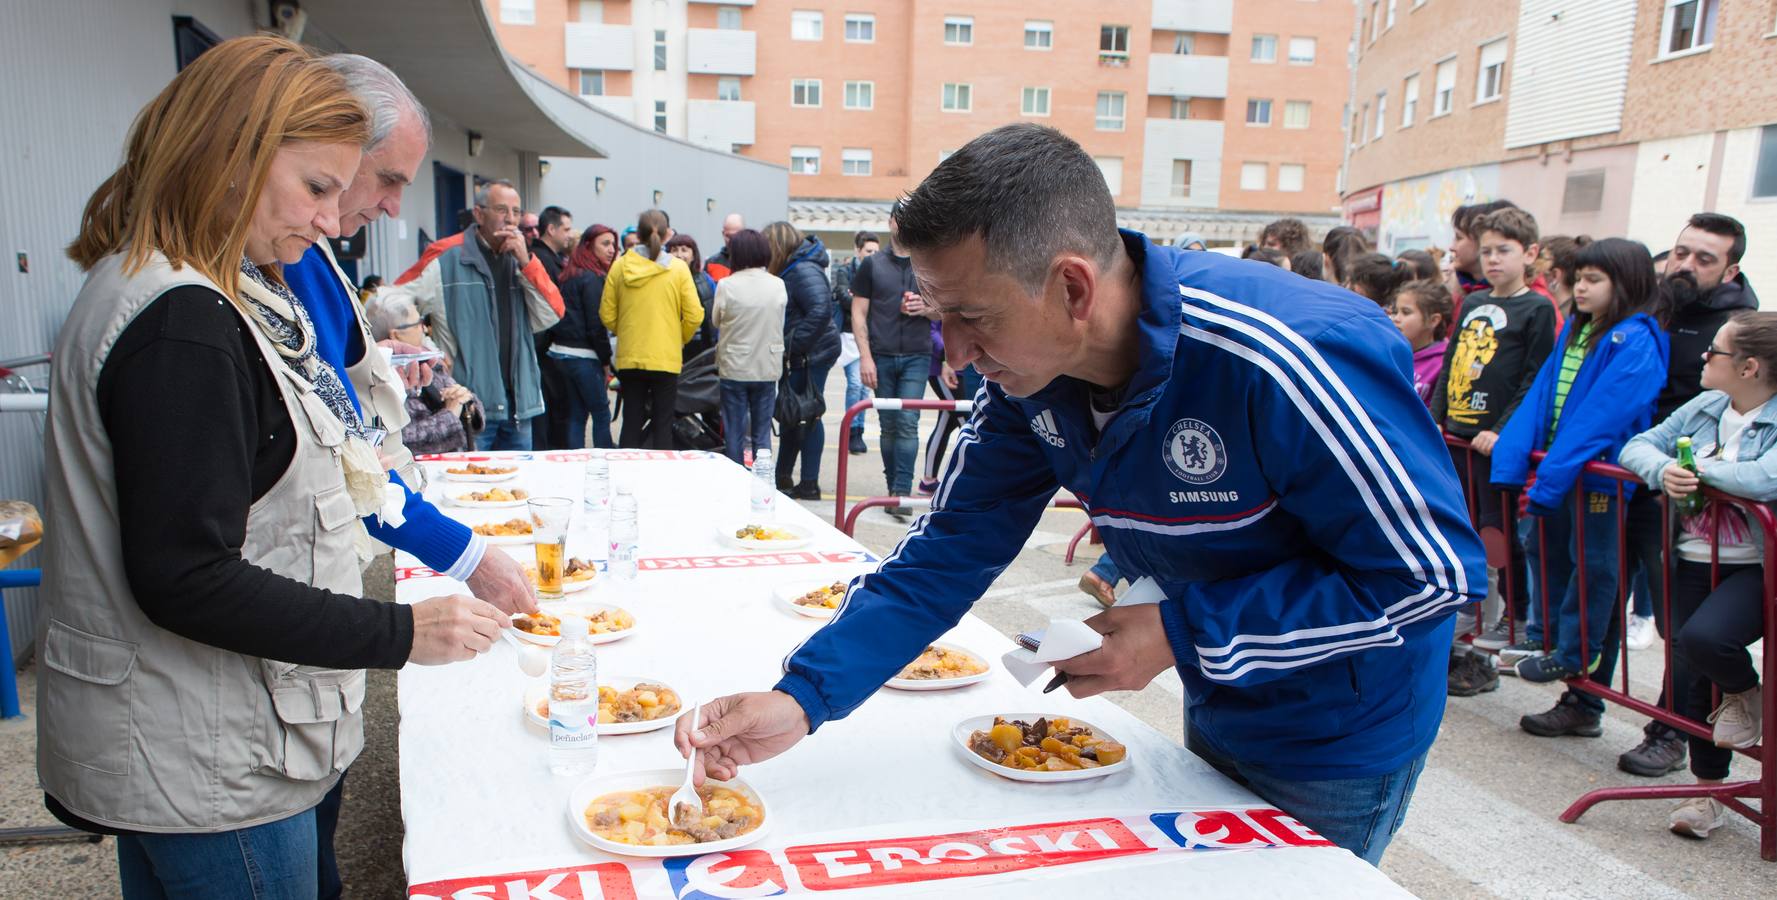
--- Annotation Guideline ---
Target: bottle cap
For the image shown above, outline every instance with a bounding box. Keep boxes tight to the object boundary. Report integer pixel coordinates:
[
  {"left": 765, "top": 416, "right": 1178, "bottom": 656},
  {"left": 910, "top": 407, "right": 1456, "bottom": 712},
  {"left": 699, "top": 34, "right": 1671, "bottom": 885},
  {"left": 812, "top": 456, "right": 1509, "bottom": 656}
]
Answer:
[
  {"left": 558, "top": 615, "right": 590, "bottom": 638},
  {"left": 1676, "top": 436, "right": 1692, "bottom": 447}
]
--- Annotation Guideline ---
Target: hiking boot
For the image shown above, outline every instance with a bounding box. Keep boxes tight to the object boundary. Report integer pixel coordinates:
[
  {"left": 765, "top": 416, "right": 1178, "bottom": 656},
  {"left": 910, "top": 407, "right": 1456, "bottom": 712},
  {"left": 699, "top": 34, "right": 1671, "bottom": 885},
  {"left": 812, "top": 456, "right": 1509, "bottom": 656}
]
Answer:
[
  {"left": 1520, "top": 694, "right": 1603, "bottom": 738},
  {"left": 1669, "top": 796, "right": 1727, "bottom": 839},
  {"left": 1496, "top": 638, "right": 1548, "bottom": 672},
  {"left": 1618, "top": 727, "right": 1688, "bottom": 777},
  {"left": 1627, "top": 614, "right": 1658, "bottom": 651},
  {"left": 1516, "top": 655, "right": 1584, "bottom": 684},
  {"left": 1709, "top": 685, "right": 1763, "bottom": 749},
  {"left": 848, "top": 433, "right": 867, "bottom": 455},
  {"left": 1473, "top": 619, "right": 1524, "bottom": 652},
  {"left": 788, "top": 482, "right": 823, "bottom": 501},
  {"left": 1447, "top": 651, "right": 1500, "bottom": 697}
]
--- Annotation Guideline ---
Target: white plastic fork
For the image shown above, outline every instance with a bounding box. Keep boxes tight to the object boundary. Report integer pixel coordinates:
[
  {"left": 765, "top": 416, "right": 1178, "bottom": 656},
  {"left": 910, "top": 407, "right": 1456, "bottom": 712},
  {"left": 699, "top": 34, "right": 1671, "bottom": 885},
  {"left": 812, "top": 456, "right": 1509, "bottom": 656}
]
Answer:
[{"left": 668, "top": 701, "right": 704, "bottom": 828}]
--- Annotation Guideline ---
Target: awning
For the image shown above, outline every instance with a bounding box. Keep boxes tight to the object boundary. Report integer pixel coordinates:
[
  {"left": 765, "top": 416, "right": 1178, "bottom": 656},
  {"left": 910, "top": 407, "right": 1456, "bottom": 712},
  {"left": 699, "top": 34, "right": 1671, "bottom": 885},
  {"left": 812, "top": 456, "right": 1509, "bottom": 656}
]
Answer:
[{"left": 296, "top": 0, "right": 607, "bottom": 158}]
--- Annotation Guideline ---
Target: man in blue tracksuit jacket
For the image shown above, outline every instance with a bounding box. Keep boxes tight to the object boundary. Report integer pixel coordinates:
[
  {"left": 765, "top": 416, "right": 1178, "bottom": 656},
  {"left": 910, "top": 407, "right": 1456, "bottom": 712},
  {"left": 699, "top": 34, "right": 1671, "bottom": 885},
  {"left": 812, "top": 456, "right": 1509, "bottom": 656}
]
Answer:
[{"left": 676, "top": 125, "right": 1485, "bottom": 864}]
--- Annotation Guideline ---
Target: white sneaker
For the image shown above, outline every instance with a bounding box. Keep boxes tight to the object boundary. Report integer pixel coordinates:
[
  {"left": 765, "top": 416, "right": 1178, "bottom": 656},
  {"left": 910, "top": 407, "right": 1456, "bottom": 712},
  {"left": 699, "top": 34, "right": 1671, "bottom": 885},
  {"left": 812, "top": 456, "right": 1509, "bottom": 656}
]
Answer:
[
  {"left": 1709, "top": 685, "right": 1762, "bottom": 749},
  {"left": 1668, "top": 796, "right": 1727, "bottom": 839},
  {"left": 1627, "top": 614, "right": 1658, "bottom": 651}
]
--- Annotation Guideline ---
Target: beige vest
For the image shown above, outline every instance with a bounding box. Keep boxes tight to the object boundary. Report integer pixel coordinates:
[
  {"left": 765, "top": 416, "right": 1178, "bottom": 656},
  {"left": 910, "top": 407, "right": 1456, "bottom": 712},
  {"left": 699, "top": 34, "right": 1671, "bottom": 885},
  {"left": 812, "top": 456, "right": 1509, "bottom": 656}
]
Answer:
[
  {"left": 313, "top": 240, "right": 425, "bottom": 491},
  {"left": 37, "top": 253, "right": 372, "bottom": 832}
]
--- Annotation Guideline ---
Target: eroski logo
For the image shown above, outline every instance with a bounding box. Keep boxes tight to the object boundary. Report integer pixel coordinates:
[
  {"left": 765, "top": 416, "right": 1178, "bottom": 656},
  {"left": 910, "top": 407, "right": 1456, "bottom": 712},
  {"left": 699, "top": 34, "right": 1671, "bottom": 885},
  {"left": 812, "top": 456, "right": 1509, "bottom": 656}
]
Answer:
[{"left": 664, "top": 850, "right": 788, "bottom": 900}]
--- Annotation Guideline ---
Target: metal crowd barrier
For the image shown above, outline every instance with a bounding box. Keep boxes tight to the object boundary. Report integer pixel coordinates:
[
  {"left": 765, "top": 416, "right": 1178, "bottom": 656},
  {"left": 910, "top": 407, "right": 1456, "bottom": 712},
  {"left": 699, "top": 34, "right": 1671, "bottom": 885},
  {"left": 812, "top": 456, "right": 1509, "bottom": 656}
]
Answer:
[
  {"left": 831, "top": 398, "right": 1085, "bottom": 536},
  {"left": 1446, "top": 436, "right": 1776, "bottom": 860}
]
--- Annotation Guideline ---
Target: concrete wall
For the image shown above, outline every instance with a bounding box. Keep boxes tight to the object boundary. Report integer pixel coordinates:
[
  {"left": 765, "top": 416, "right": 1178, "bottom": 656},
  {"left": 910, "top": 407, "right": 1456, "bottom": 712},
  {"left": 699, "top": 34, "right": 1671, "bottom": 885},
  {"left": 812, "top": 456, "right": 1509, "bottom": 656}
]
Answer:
[
  {"left": 1497, "top": 142, "right": 1638, "bottom": 243},
  {"left": 1715, "top": 126, "right": 1777, "bottom": 303}
]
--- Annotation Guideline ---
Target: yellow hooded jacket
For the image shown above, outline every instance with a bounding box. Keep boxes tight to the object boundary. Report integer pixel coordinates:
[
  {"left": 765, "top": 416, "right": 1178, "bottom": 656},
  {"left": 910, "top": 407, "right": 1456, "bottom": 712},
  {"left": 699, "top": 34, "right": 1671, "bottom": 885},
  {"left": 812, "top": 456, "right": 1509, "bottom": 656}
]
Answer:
[{"left": 600, "top": 247, "right": 706, "bottom": 374}]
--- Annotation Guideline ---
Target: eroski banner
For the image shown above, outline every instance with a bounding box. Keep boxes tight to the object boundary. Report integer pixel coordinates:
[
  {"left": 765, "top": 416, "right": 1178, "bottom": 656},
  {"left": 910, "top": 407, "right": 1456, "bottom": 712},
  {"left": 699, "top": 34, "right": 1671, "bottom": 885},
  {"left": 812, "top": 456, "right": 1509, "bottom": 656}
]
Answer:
[{"left": 407, "top": 808, "right": 1336, "bottom": 899}]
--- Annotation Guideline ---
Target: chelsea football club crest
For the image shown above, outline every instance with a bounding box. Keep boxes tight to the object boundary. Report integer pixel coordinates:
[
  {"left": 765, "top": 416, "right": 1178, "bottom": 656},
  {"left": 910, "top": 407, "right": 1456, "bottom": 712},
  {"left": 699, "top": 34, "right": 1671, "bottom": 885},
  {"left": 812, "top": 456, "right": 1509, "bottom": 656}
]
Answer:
[{"left": 1164, "top": 418, "right": 1227, "bottom": 485}]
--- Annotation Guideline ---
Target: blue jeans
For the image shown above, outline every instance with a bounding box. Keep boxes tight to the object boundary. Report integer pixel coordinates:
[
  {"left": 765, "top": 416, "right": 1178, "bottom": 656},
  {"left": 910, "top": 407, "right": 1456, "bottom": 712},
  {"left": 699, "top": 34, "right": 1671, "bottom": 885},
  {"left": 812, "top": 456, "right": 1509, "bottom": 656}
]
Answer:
[
  {"left": 1090, "top": 556, "right": 1122, "bottom": 587},
  {"left": 1188, "top": 734, "right": 1427, "bottom": 866},
  {"left": 776, "top": 360, "right": 833, "bottom": 487},
  {"left": 551, "top": 353, "right": 614, "bottom": 449},
  {"left": 118, "top": 807, "right": 318, "bottom": 899},
  {"left": 843, "top": 358, "right": 868, "bottom": 436},
  {"left": 475, "top": 415, "right": 533, "bottom": 451},
  {"left": 720, "top": 379, "right": 776, "bottom": 466},
  {"left": 872, "top": 353, "right": 930, "bottom": 496},
  {"left": 1521, "top": 490, "right": 1623, "bottom": 711}
]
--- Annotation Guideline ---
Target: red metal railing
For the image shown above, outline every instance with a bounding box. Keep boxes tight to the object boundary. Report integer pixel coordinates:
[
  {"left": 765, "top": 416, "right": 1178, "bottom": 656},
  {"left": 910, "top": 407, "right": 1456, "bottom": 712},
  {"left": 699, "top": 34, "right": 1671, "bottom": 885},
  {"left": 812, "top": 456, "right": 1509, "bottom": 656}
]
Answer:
[
  {"left": 1447, "top": 436, "right": 1776, "bottom": 860},
  {"left": 832, "top": 399, "right": 1085, "bottom": 536}
]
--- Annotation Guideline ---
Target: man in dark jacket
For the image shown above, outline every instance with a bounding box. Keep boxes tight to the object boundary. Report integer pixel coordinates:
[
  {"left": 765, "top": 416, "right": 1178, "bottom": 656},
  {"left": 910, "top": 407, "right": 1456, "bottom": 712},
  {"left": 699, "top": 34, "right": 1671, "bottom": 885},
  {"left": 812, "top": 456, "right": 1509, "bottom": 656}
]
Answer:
[
  {"left": 528, "top": 205, "right": 575, "bottom": 449},
  {"left": 1618, "top": 212, "right": 1758, "bottom": 778}
]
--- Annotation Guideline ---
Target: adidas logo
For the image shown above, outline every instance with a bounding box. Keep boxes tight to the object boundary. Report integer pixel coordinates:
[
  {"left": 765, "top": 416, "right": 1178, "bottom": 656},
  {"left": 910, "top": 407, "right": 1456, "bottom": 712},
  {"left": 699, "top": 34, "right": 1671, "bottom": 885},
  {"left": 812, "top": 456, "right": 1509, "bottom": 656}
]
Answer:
[{"left": 1030, "top": 409, "right": 1066, "bottom": 448}]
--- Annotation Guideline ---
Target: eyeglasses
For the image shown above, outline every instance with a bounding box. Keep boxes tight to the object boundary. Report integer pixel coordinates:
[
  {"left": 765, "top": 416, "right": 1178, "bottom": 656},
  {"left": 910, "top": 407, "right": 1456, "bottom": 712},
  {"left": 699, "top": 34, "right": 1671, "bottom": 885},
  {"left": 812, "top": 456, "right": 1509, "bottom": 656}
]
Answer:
[
  {"left": 477, "top": 204, "right": 522, "bottom": 218},
  {"left": 394, "top": 320, "right": 423, "bottom": 331},
  {"left": 1703, "top": 345, "right": 1739, "bottom": 360}
]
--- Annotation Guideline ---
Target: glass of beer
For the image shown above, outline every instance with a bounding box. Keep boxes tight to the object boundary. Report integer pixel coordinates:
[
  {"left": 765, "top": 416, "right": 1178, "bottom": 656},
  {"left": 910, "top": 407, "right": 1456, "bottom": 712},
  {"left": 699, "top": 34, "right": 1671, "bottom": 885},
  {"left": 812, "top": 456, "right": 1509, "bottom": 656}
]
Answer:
[{"left": 527, "top": 497, "right": 574, "bottom": 598}]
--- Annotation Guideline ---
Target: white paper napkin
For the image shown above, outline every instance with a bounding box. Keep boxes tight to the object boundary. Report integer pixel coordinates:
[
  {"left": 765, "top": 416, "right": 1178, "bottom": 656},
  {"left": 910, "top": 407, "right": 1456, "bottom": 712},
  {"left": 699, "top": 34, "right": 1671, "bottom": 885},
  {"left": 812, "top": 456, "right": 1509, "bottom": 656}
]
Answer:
[{"left": 999, "top": 576, "right": 1167, "bottom": 687}]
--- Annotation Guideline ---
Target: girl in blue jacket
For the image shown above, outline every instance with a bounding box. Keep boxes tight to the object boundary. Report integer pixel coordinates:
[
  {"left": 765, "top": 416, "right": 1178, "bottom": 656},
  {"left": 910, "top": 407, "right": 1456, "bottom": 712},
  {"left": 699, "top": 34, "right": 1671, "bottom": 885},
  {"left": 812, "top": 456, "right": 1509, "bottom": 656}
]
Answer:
[{"left": 1490, "top": 239, "right": 1670, "bottom": 731}]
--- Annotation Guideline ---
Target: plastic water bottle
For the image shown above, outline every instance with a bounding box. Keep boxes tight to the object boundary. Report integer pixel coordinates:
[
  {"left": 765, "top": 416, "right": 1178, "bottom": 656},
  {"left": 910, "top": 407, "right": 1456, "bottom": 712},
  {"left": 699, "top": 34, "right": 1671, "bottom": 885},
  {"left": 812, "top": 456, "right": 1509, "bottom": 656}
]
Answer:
[
  {"left": 582, "top": 453, "right": 611, "bottom": 525},
  {"left": 548, "top": 615, "right": 599, "bottom": 777},
  {"left": 750, "top": 448, "right": 776, "bottom": 518},
  {"left": 608, "top": 483, "right": 638, "bottom": 580}
]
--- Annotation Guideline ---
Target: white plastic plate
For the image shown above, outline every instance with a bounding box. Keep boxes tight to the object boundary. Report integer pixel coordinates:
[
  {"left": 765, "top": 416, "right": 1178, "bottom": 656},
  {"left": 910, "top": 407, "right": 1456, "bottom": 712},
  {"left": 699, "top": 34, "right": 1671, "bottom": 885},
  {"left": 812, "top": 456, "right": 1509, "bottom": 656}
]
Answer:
[
  {"left": 716, "top": 522, "right": 812, "bottom": 551},
  {"left": 523, "top": 676, "right": 683, "bottom": 735},
  {"left": 885, "top": 642, "right": 991, "bottom": 691},
  {"left": 507, "top": 604, "right": 637, "bottom": 647},
  {"left": 567, "top": 768, "right": 770, "bottom": 857},
  {"left": 951, "top": 713, "right": 1132, "bottom": 783}
]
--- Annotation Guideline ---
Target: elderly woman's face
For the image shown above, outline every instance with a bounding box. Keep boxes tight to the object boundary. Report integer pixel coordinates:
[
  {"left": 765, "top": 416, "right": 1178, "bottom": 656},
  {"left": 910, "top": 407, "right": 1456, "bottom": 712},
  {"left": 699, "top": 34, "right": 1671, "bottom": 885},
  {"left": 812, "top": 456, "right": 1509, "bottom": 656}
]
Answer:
[
  {"left": 244, "top": 141, "right": 361, "bottom": 266},
  {"left": 670, "top": 245, "right": 695, "bottom": 265}
]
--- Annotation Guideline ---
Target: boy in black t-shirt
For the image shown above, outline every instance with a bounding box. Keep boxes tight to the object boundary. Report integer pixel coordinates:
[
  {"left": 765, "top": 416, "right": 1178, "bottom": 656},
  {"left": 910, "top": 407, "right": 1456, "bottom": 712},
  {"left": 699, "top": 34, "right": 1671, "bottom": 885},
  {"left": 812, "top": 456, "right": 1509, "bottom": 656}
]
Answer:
[{"left": 1432, "top": 207, "right": 1556, "bottom": 694}]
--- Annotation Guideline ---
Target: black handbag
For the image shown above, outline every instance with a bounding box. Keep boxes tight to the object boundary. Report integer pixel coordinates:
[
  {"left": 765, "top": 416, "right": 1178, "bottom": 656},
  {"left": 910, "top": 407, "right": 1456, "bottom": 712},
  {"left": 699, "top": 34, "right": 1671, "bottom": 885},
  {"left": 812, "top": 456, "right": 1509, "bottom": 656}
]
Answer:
[{"left": 773, "top": 357, "right": 826, "bottom": 428}]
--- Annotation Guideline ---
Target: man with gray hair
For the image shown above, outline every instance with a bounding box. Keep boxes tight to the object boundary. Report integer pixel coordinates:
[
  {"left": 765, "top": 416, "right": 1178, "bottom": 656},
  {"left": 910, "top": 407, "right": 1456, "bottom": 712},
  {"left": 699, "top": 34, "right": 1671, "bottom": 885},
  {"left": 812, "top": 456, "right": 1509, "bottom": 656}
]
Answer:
[{"left": 281, "top": 55, "right": 536, "bottom": 899}]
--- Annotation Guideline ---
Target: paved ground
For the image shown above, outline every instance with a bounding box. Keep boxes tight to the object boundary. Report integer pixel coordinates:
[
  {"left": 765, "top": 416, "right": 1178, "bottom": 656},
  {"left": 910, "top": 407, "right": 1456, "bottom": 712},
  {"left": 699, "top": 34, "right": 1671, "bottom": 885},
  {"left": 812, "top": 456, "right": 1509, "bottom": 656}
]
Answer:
[{"left": 1, "top": 381, "right": 1769, "bottom": 897}]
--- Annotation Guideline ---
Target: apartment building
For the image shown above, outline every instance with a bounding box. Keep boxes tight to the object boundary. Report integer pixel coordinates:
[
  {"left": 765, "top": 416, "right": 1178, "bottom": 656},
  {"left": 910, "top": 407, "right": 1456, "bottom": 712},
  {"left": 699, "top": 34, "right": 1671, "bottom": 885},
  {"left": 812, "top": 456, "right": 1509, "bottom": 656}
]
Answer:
[
  {"left": 490, "top": 0, "right": 1354, "bottom": 244},
  {"left": 1342, "top": 0, "right": 1777, "bottom": 295}
]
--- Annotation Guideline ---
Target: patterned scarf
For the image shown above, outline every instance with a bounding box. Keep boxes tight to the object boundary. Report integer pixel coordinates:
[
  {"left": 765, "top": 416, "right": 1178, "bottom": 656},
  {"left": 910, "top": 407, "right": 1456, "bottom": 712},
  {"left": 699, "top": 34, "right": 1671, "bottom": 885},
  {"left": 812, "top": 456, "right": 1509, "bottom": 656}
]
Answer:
[{"left": 237, "top": 257, "right": 367, "bottom": 439}]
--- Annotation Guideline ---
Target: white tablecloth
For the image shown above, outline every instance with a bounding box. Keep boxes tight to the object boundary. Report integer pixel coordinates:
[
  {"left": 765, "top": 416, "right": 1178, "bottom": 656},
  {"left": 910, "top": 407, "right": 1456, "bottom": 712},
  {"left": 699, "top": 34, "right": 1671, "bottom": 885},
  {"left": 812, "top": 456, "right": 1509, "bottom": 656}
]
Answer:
[{"left": 395, "top": 451, "right": 1410, "bottom": 898}]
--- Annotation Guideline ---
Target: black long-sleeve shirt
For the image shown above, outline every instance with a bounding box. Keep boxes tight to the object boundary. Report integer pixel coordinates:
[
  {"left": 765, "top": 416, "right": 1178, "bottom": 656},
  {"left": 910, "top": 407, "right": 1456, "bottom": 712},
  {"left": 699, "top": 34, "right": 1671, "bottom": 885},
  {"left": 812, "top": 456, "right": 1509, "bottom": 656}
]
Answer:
[
  {"left": 1431, "top": 288, "right": 1557, "bottom": 437},
  {"left": 96, "top": 285, "right": 414, "bottom": 669}
]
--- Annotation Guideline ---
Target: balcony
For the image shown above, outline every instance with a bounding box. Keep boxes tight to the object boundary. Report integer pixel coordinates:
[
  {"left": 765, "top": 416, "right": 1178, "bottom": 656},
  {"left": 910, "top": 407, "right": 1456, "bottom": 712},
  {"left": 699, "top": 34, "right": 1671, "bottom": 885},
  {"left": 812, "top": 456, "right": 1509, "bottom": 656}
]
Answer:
[
  {"left": 1148, "top": 54, "right": 1227, "bottom": 98},
  {"left": 565, "top": 23, "right": 635, "bottom": 72},
  {"left": 1151, "top": 0, "right": 1232, "bottom": 33},
  {"left": 686, "top": 100, "right": 755, "bottom": 151},
  {"left": 687, "top": 28, "right": 756, "bottom": 76},
  {"left": 1139, "top": 119, "right": 1224, "bottom": 207}
]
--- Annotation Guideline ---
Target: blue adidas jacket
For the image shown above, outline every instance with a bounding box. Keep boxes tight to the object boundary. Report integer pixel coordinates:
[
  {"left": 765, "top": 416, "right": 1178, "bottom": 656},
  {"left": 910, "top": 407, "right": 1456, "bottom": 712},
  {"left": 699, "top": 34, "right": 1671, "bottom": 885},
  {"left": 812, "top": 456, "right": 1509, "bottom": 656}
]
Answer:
[
  {"left": 1490, "top": 314, "right": 1669, "bottom": 513},
  {"left": 776, "top": 232, "right": 1486, "bottom": 780}
]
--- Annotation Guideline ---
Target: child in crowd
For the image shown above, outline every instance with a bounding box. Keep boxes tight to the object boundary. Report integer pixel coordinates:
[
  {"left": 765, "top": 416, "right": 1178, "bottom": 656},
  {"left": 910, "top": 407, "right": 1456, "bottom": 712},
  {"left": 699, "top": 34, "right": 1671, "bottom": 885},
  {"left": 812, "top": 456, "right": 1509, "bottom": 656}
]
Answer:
[
  {"left": 1491, "top": 239, "right": 1669, "bottom": 736},
  {"left": 1619, "top": 311, "right": 1777, "bottom": 839},
  {"left": 1321, "top": 225, "right": 1370, "bottom": 286},
  {"left": 1346, "top": 253, "right": 1410, "bottom": 307},
  {"left": 1541, "top": 235, "right": 1593, "bottom": 321},
  {"left": 1433, "top": 207, "right": 1558, "bottom": 695},
  {"left": 1390, "top": 279, "right": 1453, "bottom": 407},
  {"left": 1396, "top": 248, "right": 1439, "bottom": 282},
  {"left": 1241, "top": 245, "right": 1289, "bottom": 269}
]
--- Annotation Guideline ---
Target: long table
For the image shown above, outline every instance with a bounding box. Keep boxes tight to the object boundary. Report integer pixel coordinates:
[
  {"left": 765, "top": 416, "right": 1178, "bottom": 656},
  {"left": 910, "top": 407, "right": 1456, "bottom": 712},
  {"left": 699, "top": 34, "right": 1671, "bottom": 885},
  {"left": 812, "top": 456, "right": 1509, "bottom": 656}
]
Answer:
[{"left": 394, "top": 451, "right": 1411, "bottom": 898}]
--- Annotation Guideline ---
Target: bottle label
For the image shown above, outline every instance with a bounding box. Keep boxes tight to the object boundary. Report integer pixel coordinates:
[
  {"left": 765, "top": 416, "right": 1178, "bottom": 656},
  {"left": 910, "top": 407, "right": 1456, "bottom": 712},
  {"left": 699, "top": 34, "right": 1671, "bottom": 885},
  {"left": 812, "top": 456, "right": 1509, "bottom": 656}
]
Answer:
[{"left": 551, "top": 713, "right": 598, "bottom": 747}]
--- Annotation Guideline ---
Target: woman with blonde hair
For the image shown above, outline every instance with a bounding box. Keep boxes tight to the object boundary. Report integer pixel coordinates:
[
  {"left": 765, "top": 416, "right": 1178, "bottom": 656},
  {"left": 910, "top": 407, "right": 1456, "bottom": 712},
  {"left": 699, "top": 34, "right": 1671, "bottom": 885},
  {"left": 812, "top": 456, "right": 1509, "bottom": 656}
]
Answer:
[{"left": 43, "top": 35, "right": 505, "bottom": 897}]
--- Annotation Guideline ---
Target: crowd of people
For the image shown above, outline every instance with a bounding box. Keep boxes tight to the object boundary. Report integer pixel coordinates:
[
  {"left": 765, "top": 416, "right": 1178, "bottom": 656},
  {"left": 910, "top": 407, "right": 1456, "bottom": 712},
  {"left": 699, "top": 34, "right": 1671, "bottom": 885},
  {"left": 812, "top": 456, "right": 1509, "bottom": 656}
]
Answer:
[{"left": 1209, "top": 202, "right": 1767, "bottom": 842}]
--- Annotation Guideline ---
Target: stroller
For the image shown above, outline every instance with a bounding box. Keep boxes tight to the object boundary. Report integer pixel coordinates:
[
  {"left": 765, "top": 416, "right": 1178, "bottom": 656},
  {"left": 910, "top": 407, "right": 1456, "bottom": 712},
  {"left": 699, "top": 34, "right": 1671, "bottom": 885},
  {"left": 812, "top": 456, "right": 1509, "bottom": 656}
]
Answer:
[{"left": 670, "top": 347, "right": 723, "bottom": 451}]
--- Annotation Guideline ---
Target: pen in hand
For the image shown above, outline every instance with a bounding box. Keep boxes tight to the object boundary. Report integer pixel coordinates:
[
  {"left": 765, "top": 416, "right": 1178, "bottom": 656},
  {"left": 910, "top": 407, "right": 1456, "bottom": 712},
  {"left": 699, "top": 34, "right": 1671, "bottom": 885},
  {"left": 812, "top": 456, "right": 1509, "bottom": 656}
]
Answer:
[{"left": 1016, "top": 632, "right": 1070, "bottom": 694}]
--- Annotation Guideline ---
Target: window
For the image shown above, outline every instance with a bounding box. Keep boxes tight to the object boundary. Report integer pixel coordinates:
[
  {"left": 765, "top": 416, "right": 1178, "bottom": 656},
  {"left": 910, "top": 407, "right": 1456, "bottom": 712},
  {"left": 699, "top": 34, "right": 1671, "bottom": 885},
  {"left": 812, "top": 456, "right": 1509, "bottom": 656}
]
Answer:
[
  {"left": 790, "top": 147, "right": 820, "bottom": 175},
  {"left": 1753, "top": 124, "right": 1777, "bottom": 198},
  {"left": 792, "top": 79, "right": 822, "bottom": 107},
  {"left": 653, "top": 30, "right": 667, "bottom": 71},
  {"left": 578, "top": 69, "right": 604, "bottom": 96},
  {"left": 1170, "top": 96, "right": 1192, "bottom": 119},
  {"left": 1386, "top": 0, "right": 1397, "bottom": 29},
  {"left": 941, "top": 82, "right": 972, "bottom": 111},
  {"left": 1094, "top": 157, "right": 1123, "bottom": 196},
  {"left": 1095, "top": 91, "right": 1126, "bottom": 130},
  {"left": 1025, "top": 20, "right": 1053, "bottom": 49},
  {"left": 579, "top": 1, "right": 603, "bottom": 24},
  {"left": 1278, "top": 164, "right": 1306, "bottom": 192},
  {"left": 1174, "top": 33, "right": 1195, "bottom": 54},
  {"left": 1433, "top": 58, "right": 1456, "bottom": 116},
  {"left": 1373, "top": 92, "right": 1387, "bottom": 139},
  {"left": 1661, "top": 0, "right": 1719, "bottom": 56},
  {"left": 842, "top": 148, "right": 872, "bottom": 177},
  {"left": 1021, "top": 86, "right": 1051, "bottom": 116},
  {"left": 500, "top": 0, "right": 535, "bottom": 25},
  {"left": 1288, "top": 37, "right": 1315, "bottom": 65},
  {"left": 1476, "top": 38, "right": 1507, "bottom": 103},
  {"left": 1561, "top": 170, "right": 1606, "bottom": 213},
  {"left": 1170, "top": 159, "right": 1193, "bottom": 199},
  {"left": 1100, "top": 25, "right": 1130, "bottom": 56},
  {"left": 1351, "top": 107, "right": 1364, "bottom": 146},
  {"left": 1283, "top": 100, "right": 1311, "bottom": 129},
  {"left": 717, "top": 77, "right": 741, "bottom": 101},
  {"left": 844, "top": 80, "right": 873, "bottom": 109},
  {"left": 944, "top": 16, "right": 973, "bottom": 45},
  {"left": 1240, "top": 162, "right": 1268, "bottom": 191},
  {"left": 938, "top": 149, "right": 956, "bottom": 163},
  {"left": 1251, "top": 34, "right": 1277, "bottom": 62},
  {"left": 653, "top": 100, "right": 667, "bottom": 133},
  {"left": 1401, "top": 73, "right": 1419, "bottom": 126},
  {"left": 1246, "top": 98, "right": 1272, "bottom": 125},
  {"left": 844, "top": 13, "right": 874, "bottom": 42},
  {"left": 1370, "top": 2, "right": 1382, "bottom": 41},
  {"left": 791, "top": 10, "right": 823, "bottom": 41},
  {"left": 717, "top": 6, "right": 741, "bottom": 29}
]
